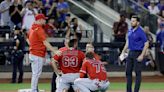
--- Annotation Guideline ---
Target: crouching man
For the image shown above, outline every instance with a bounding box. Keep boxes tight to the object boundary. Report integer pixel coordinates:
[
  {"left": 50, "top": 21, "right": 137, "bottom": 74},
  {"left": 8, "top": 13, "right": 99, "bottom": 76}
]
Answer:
[{"left": 74, "top": 52, "right": 110, "bottom": 92}]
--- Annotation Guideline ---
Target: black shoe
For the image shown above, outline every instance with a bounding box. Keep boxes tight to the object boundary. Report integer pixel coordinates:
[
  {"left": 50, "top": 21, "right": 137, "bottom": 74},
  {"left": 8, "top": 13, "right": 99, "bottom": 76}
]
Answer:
[{"left": 18, "top": 80, "right": 23, "bottom": 83}]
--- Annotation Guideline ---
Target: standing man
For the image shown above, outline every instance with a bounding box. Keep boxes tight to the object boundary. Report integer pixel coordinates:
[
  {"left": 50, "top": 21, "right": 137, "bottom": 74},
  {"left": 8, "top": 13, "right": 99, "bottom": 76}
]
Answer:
[
  {"left": 113, "top": 14, "right": 128, "bottom": 42},
  {"left": 120, "top": 15, "right": 149, "bottom": 92},
  {"left": 11, "top": 26, "right": 26, "bottom": 83},
  {"left": 112, "top": 14, "right": 128, "bottom": 52},
  {"left": 74, "top": 52, "right": 110, "bottom": 92},
  {"left": 50, "top": 38, "right": 74, "bottom": 92},
  {"left": 28, "top": 13, "right": 60, "bottom": 92}
]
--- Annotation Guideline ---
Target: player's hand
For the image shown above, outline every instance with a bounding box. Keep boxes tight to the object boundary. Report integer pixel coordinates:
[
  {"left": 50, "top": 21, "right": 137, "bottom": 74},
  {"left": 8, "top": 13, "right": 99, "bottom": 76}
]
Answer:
[
  {"left": 54, "top": 50, "right": 61, "bottom": 56},
  {"left": 137, "top": 55, "right": 144, "bottom": 62}
]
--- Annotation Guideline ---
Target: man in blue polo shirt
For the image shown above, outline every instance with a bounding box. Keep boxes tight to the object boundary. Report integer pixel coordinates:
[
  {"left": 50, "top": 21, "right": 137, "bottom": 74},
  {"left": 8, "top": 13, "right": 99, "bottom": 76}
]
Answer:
[{"left": 120, "top": 15, "right": 149, "bottom": 92}]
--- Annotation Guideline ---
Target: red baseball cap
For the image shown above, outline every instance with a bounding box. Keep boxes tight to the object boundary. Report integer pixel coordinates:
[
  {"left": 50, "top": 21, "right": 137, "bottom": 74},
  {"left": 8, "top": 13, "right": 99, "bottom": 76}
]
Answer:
[{"left": 35, "top": 14, "right": 47, "bottom": 21}]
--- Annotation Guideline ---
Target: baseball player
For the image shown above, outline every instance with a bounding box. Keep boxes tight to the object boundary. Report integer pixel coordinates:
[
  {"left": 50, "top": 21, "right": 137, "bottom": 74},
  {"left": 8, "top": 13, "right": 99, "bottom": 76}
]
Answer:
[
  {"left": 28, "top": 13, "right": 60, "bottom": 92},
  {"left": 52, "top": 37, "right": 85, "bottom": 92},
  {"left": 74, "top": 52, "right": 110, "bottom": 92},
  {"left": 51, "top": 38, "right": 74, "bottom": 92}
]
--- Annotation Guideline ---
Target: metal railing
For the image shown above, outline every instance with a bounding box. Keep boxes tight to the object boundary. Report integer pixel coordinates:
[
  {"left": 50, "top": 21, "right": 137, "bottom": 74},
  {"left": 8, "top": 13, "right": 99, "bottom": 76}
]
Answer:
[{"left": 100, "top": 0, "right": 159, "bottom": 34}]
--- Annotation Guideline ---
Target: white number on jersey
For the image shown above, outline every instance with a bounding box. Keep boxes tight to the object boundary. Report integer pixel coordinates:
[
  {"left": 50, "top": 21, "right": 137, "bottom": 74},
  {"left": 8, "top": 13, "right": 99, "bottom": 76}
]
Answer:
[{"left": 62, "top": 56, "right": 78, "bottom": 67}]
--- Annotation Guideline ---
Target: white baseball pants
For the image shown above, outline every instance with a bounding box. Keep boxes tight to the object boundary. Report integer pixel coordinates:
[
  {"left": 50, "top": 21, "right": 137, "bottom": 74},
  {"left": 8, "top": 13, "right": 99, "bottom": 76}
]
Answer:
[
  {"left": 74, "top": 78, "right": 110, "bottom": 92},
  {"left": 56, "top": 73, "right": 80, "bottom": 92},
  {"left": 29, "top": 54, "right": 45, "bottom": 92}
]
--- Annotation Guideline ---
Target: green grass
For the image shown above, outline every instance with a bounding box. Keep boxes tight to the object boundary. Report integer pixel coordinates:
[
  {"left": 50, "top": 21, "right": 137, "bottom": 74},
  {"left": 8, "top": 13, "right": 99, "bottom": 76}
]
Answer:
[
  {"left": 109, "top": 82, "right": 164, "bottom": 90},
  {"left": 0, "top": 83, "right": 164, "bottom": 91}
]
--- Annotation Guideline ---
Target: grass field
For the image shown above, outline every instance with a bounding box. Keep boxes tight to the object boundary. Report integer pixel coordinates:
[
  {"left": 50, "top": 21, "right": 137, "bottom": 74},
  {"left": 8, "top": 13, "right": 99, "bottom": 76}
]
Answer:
[{"left": 0, "top": 82, "right": 164, "bottom": 92}]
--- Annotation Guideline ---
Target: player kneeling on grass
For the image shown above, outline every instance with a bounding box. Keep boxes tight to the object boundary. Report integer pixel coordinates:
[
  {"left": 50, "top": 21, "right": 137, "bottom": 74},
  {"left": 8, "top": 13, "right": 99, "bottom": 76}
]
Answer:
[
  {"left": 52, "top": 37, "right": 85, "bottom": 92},
  {"left": 74, "top": 52, "right": 110, "bottom": 92}
]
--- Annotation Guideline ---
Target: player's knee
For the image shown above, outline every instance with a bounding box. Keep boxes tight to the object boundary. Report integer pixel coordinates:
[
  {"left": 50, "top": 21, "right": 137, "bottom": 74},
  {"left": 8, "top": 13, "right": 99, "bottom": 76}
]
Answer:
[{"left": 74, "top": 78, "right": 81, "bottom": 85}]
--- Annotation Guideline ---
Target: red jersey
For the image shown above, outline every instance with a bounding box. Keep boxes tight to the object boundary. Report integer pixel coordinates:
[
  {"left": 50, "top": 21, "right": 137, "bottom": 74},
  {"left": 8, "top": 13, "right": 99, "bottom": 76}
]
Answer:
[
  {"left": 80, "top": 59, "right": 107, "bottom": 81},
  {"left": 54, "top": 47, "right": 85, "bottom": 74},
  {"left": 28, "top": 24, "right": 47, "bottom": 57}
]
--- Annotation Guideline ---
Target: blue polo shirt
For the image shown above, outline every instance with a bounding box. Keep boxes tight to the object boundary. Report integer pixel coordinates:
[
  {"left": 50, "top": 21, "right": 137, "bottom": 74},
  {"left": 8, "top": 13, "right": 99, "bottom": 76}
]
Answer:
[{"left": 128, "top": 26, "right": 147, "bottom": 51}]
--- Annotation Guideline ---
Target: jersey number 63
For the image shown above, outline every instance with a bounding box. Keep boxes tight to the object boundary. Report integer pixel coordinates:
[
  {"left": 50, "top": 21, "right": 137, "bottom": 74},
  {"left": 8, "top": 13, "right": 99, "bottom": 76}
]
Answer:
[{"left": 62, "top": 56, "right": 78, "bottom": 67}]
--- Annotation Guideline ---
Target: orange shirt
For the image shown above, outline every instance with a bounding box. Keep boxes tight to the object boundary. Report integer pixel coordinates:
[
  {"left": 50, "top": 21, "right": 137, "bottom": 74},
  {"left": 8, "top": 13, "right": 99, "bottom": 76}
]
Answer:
[
  {"left": 54, "top": 47, "right": 85, "bottom": 74},
  {"left": 28, "top": 24, "right": 47, "bottom": 57},
  {"left": 80, "top": 59, "right": 107, "bottom": 81}
]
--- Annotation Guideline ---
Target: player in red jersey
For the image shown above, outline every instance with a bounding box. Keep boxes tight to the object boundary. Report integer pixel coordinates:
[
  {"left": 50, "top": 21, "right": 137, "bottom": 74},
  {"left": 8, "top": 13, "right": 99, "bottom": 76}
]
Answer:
[
  {"left": 74, "top": 52, "right": 110, "bottom": 92},
  {"left": 52, "top": 37, "right": 85, "bottom": 92}
]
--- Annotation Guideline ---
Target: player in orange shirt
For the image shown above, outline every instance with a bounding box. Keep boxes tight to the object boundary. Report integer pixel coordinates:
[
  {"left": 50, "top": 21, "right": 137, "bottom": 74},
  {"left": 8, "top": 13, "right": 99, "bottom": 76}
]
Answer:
[
  {"left": 27, "top": 14, "right": 60, "bottom": 92},
  {"left": 74, "top": 52, "right": 110, "bottom": 92},
  {"left": 52, "top": 37, "right": 85, "bottom": 92}
]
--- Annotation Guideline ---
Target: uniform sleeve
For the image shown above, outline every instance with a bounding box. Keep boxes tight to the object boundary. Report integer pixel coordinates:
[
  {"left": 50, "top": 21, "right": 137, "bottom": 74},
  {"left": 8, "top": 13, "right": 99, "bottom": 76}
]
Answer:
[
  {"left": 80, "top": 61, "right": 87, "bottom": 78},
  {"left": 53, "top": 49, "right": 62, "bottom": 62},
  {"left": 37, "top": 27, "right": 47, "bottom": 42},
  {"left": 141, "top": 30, "right": 147, "bottom": 43},
  {"left": 53, "top": 54, "right": 61, "bottom": 62}
]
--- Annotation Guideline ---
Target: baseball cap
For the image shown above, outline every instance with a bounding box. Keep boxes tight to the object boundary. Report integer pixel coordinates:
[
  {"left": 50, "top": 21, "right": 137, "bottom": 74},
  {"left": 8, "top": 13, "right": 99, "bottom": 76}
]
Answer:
[{"left": 35, "top": 14, "right": 47, "bottom": 21}]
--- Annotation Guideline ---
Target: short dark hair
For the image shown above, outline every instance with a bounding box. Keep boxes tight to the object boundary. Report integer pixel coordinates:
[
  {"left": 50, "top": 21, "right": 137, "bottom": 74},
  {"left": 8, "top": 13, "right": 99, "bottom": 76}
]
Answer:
[
  {"left": 68, "top": 36, "right": 77, "bottom": 47},
  {"left": 85, "top": 52, "right": 94, "bottom": 59},
  {"left": 131, "top": 15, "right": 140, "bottom": 22}
]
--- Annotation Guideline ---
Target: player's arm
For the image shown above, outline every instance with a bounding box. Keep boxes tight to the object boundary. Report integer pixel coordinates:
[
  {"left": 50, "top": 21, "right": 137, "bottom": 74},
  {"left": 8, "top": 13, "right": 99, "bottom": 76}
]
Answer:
[
  {"left": 79, "top": 61, "right": 87, "bottom": 78},
  {"left": 51, "top": 58, "right": 61, "bottom": 76},
  {"left": 43, "top": 40, "right": 60, "bottom": 55},
  {"left": 36, "top": 28, "right": 60, "bottom": 55},
  {"left": 80, "top": 72, "right": 86, "bottom": 78}
]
